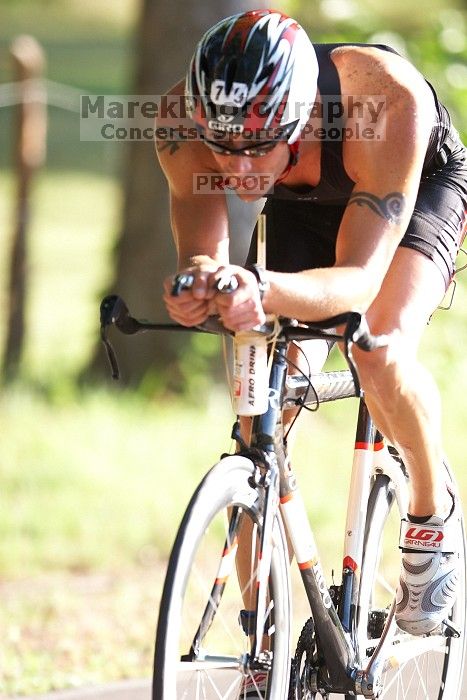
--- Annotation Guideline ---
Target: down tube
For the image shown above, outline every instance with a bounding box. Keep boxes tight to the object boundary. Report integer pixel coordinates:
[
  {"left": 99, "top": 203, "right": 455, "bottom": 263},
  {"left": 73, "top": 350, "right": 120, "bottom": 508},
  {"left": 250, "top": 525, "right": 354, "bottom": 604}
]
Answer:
[{"left": 280, "top": 477, "right": 356, "bottom": 690}]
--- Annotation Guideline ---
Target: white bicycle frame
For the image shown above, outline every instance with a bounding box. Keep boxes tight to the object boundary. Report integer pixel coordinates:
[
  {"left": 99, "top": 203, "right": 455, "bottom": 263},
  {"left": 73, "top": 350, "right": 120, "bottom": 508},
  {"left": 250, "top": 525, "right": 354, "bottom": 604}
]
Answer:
[{"left": 275, "top": 371, "right": 452, "bottom": 696}]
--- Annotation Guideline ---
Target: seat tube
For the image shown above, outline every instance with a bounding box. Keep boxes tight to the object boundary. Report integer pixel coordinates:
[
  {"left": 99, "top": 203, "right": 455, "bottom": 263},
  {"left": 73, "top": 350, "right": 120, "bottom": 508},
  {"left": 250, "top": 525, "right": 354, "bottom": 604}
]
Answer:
[{"left": 340, "top": 399, "right": 376, "bottom": 633}]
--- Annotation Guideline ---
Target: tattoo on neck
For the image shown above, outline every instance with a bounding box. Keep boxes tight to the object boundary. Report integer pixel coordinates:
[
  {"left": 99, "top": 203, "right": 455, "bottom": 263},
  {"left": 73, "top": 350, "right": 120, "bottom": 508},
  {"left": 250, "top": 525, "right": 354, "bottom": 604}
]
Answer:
[
  {"left": 348, "top": 191, "right": 406, "bottom": 225},
  {"left": 156, "top": 141, "right": 181, "bottom": 155}
]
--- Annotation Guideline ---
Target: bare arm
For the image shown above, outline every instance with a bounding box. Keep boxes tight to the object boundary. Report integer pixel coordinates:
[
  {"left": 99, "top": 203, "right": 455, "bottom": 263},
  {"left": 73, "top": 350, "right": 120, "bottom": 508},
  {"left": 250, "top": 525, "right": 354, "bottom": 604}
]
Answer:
[
  {"left": 156, "top": 84, "right": 265, "bottom": 329},
  {"left": 262, "top": 50, "right": 435, "bottom": 320},
  {"left": 156, "top": 127, "right": 230, "bottom": 268}
]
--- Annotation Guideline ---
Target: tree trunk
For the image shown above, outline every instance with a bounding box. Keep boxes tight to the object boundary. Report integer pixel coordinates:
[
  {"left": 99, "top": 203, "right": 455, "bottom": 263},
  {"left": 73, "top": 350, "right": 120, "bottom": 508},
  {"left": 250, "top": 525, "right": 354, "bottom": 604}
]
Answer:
[
  {"left": 4, "top": 36, "right": 46, "bottom": 382},
  {"left": 89, "top": 0, "right": 267, "bottom": 384}
]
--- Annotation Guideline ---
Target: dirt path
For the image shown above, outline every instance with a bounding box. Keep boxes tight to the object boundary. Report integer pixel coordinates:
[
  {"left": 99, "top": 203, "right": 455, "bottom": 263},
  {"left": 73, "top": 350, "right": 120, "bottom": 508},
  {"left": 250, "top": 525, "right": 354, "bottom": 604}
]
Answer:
[{"left": 1, "top": 565, "right": 164, "bottom": 697}]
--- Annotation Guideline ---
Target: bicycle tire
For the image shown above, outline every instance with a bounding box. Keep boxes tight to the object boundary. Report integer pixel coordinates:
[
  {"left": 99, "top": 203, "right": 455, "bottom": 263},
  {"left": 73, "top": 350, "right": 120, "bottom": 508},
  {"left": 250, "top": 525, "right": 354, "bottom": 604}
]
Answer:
[
  {"left": 358, "top": 460, "right": 466, "bottom": 699},
  {"left": 153, "top": 455, "right": 291, "bottom": 700}
]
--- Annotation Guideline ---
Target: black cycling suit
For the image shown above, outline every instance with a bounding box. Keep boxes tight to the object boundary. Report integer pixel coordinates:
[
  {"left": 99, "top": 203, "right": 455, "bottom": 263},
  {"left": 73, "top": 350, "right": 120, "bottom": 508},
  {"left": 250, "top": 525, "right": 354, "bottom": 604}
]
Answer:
[{"left": 247, "top": 43, "right": 467, "bottom": 289}]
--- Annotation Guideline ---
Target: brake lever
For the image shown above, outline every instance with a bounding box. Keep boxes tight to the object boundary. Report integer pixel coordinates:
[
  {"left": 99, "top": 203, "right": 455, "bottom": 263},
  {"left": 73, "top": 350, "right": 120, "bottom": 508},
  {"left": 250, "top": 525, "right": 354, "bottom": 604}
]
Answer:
[
  {"left": 100, "top": 295, "right": 124, "bottom": 380},
  {"left": 348, "top": 313, "right": 389, "bottom": 352},
  {"left": 100, "top": 295, "right": 141, "bottom": 335},
  {"left": 100, "top": 295, "right": 155, "bottom": 380}
]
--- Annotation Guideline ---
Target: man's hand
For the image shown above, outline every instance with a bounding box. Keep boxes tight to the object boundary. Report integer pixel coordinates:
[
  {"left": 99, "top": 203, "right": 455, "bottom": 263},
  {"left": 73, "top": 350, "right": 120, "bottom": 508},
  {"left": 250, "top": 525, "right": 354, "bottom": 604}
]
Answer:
[
  {"left": 212, "top": 266, "right": 266, "bottom": 331},
  {"left": 163, "top": 263, "right": 266, "bottom": 330},
  {"left": 163, "top": 261, "right": 219, "bottom": 327}
]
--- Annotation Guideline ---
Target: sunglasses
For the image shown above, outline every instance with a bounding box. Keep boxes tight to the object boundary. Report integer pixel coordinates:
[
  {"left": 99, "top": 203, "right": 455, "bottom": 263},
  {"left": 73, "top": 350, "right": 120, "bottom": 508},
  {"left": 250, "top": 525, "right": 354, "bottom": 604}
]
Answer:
[{"left": 199, "top": 128, "right": 291, "bottom": 157}]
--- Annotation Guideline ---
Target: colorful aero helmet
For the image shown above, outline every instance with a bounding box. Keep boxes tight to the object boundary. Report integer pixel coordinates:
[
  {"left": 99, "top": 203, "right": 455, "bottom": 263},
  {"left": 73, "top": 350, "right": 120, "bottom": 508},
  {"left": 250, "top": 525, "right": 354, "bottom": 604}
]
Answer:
[{"left": 185, "top": 10, "right": 318, "bottom": 144}]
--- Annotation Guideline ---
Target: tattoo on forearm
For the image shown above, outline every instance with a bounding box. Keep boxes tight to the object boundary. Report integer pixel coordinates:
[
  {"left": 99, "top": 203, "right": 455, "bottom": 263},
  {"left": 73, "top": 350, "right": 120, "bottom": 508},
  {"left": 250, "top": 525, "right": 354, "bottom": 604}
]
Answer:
[
  {"left": 348, "top": 191, "right": 406, "bottom": 225},
  {"left": 156, "top": 141, "right": 182, "bottom": 155}
]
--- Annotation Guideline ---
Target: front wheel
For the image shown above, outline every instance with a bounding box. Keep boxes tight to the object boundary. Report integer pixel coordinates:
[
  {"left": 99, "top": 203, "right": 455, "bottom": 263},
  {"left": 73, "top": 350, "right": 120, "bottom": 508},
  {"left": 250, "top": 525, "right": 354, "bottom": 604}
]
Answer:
[
  {"left": 358, "top": 458, "right": 466, "bottom": 699},
  {"left": 153, "top": 455, "right": 291, "bottom": 700}
]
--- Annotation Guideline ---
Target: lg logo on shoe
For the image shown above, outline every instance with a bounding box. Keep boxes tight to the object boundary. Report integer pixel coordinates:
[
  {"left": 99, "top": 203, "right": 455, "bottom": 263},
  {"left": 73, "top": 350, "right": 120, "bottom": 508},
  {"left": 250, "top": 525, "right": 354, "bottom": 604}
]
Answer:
[{"left": 405, "top": 527, "right": 444, "bottom": 548}]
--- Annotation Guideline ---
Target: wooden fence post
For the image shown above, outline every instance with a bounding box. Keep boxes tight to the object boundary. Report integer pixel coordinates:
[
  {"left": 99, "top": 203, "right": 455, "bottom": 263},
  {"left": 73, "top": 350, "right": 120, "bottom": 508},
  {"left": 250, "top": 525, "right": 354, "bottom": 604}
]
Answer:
[{"left": 3, "top": 36, "right": 46, "bottom": 380}]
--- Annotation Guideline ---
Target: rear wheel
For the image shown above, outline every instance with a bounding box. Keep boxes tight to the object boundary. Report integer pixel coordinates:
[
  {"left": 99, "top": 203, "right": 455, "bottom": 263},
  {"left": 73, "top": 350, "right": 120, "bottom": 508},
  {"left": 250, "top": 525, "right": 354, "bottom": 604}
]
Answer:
[
  {"left": 358, "top": 458, "right": 466, "bottom": 699},
  {"left": 153, "top": 455, "right": 291, "bottom": 699}
]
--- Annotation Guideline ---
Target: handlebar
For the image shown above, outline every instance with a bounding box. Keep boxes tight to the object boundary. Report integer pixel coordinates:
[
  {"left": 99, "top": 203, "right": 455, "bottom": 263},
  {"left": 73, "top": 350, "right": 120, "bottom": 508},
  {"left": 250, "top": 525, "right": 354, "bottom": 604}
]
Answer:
[{"left": 100, "top": 291, "right": 388, "bottom": 392}]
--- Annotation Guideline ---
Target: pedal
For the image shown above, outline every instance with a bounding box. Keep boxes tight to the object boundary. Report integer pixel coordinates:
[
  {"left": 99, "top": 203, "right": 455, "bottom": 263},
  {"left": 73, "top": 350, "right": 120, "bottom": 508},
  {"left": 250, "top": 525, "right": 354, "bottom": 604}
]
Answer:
[
  {"left": 329, "top": 584, "right": 341, "bottom": 607},
  {"left": 441, "top": 618, "right": 461, "bottom": 638},
  {"left": 368, "top": 609, "right": 388, "bottom": 639}
]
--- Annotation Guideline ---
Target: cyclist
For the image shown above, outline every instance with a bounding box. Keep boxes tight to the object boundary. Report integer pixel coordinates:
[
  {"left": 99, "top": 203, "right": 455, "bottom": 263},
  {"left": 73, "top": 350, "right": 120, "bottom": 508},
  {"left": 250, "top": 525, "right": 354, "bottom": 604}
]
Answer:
[{"left": 157, "top": 9, "right": 467, "bottom": 696}]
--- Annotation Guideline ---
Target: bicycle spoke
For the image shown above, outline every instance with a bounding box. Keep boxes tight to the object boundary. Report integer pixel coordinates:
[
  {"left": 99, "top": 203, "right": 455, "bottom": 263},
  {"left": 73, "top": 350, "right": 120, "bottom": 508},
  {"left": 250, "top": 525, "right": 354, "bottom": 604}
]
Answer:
[
  {"left": 205, "top": 671, "right": 234, "bottom": 700},
  {"left": 189, "top": 563, "right": 244, "bottom": 651}
]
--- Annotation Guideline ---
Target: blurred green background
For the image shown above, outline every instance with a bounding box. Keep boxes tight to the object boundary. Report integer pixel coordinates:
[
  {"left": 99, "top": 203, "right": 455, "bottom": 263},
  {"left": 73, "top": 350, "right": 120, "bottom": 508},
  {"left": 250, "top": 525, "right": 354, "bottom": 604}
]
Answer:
[{"left": 0, "top": 0, "right": 466, "bottom": 695}]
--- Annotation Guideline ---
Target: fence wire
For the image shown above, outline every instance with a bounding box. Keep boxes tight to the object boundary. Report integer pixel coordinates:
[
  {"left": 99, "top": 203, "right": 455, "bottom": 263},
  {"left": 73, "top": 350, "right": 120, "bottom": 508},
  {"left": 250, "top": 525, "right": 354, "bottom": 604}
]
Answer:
[{"left": 0, "top": 78, "right": 82, "bottom": 112}]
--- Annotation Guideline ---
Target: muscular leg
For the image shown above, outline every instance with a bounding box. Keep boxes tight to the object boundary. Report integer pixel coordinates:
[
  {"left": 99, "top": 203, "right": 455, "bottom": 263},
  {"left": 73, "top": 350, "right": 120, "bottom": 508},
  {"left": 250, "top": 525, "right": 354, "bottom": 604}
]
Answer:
[{"left": 352, "top": 247, "right": 449, "bottom": 517}]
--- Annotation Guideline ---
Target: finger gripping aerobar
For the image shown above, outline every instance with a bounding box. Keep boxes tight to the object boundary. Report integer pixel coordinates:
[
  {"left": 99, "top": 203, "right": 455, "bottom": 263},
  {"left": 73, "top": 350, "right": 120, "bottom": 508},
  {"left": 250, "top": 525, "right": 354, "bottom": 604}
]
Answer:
[{"left": 171, "top": 272, "right": 239, "bottom": 296}]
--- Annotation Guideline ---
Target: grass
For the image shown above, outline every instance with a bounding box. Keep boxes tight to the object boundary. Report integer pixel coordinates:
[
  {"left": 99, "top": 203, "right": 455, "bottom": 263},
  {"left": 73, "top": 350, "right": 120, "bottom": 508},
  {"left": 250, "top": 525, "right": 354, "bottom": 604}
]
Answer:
[
  {"left": 1, "top": 568, "right": 162, "bottom": 695},
  {"left": 0, "top": 384, "right": 235, "bottom": 696},
  {"left": 0, "top": 386, "right": 235, "bottom": 577}
]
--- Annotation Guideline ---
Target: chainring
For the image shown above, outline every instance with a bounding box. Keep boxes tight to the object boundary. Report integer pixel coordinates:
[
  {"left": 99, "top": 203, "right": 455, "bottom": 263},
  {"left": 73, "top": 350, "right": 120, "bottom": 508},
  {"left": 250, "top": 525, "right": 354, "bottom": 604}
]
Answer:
[{"left": 289, "top": 617, "right": 324, "bottom": 699}]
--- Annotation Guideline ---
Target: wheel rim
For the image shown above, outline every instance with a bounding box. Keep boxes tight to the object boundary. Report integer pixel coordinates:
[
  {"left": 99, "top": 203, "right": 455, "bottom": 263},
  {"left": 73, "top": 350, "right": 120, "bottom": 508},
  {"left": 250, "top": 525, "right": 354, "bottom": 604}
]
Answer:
[
  {"left": 175, "top": 506, "right": 262, "bottom": 699},
  {"left": 155, "top": 460, "right": 290, "bottom": 700}
]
